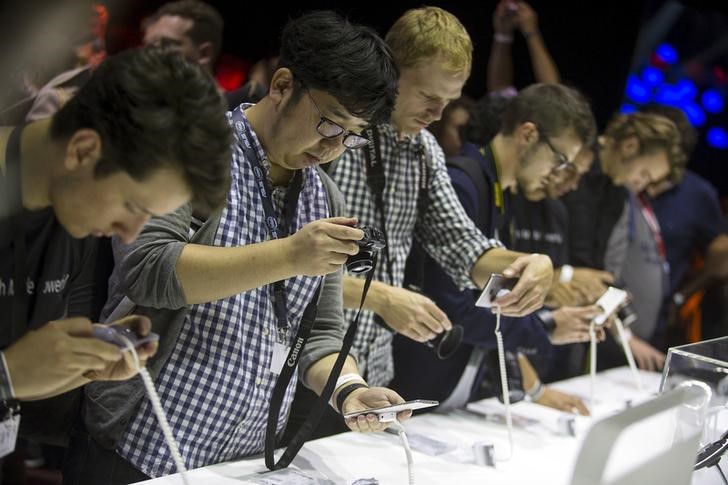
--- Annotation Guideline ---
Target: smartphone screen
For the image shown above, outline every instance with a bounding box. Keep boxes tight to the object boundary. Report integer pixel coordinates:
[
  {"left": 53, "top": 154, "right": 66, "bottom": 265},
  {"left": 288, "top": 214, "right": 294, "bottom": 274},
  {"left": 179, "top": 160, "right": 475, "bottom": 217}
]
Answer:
[{"left": 343, "top": 399, "right": 439, "bottom": 419}]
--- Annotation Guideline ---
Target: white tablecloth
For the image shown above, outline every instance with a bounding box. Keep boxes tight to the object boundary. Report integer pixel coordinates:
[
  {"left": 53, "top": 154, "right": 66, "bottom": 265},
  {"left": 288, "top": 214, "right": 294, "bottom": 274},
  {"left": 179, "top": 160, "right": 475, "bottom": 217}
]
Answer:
[{"left": 135, "top": 367, "right": 724, "bottom": 484}]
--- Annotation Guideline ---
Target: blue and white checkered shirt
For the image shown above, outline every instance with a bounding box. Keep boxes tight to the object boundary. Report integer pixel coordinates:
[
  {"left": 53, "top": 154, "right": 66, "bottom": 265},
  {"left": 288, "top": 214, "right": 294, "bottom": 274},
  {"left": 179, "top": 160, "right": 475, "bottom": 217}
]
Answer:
[
  {"left": 117, "top": 107, "right": 330, "bottom": 477},
  {"left": 330, "top": 124, "right": 502, "bottom": 387}
]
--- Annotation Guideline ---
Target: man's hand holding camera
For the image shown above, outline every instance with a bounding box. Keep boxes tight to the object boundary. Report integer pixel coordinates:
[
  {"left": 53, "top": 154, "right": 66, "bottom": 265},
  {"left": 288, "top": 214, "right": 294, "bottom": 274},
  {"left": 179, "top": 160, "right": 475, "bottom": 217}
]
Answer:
[{"left": 285, "top": 217, "right": 364, "bottom": 276}]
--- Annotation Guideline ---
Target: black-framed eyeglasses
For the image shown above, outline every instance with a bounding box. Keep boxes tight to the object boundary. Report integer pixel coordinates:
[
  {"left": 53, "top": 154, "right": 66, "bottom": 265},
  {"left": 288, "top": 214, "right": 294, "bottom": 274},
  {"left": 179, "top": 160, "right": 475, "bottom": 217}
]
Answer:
[
  {"left": 541, "top": 134, "right": 577, "bottom": 176},
  {"left": 303, "top": 88, "right": 370, "bottom": 150}
]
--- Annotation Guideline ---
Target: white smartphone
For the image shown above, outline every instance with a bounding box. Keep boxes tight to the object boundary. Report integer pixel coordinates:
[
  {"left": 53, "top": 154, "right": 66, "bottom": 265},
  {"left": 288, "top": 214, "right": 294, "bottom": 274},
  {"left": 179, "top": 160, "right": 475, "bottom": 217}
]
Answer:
[
  {"left": 592, "top": 286, "right": 629, "bottom": 326},
  {"left": 343, "top": 399, "right": 439, "bottom": 419},
  {"left": 475, "top": 274, "right": 517, "bottom": 308}
]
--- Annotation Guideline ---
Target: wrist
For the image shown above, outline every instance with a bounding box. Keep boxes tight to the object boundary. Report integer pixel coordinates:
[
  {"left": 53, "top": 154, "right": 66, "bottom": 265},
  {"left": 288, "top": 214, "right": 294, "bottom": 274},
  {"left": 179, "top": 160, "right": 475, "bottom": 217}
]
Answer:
[
  {"left": 525, "top": 379, "right": 545, "bottom": 402},
  {"left": 559, "top": 265, "right": 574, "bottom": 284},
  {"left": 367, "top": 280, "right": 391, "bottom": 314},
  {"left": 494, "top": 32, "right": 514, "bottom": 44},
  {"left": 330, "top": 373, "right": 367, "bottom": 410},
  {"left": 335, "top": 382, "right": 369, "bottom": 414},
  {"left": 521, "top": 29, "right": 541, "bottom": 40}
]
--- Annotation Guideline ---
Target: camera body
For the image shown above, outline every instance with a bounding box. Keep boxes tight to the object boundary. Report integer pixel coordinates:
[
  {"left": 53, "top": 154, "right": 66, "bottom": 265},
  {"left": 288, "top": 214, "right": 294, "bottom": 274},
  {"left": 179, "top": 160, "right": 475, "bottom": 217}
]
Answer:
[{"left": 346, "top": 225, "right": 386, "bottom": 274}]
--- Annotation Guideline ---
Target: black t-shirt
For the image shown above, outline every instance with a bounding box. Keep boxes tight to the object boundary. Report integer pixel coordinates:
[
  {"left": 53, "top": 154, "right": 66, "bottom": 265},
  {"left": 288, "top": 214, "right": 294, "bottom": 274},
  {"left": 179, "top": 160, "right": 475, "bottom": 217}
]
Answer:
[
  {"left": 1, "top": 152, "right": 105, "bottom": 348},
  {"left": 510, "top": 193, "right": 570, "bottom": 267},
  {"left": 561, "top": 153, "right": 627, "bottom": 269}
]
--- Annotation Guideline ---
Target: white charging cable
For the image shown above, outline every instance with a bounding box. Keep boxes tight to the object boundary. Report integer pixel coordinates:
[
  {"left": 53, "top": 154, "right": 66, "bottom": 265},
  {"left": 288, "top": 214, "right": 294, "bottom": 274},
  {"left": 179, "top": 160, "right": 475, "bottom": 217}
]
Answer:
[
  {"left": 118, "top": 336, "right": 191, "bottom": 485},
  {"left": 613, "top": 316, "right": 642, "bottom": 392},
  {"left": 493, "top": 302, "right": 514, "bottom": 461},
  {"left": 589, "top": 321, "right": 597, "bottom": 409},
  {"left": 387, "top": 419, "right": 414, "bottom": 485}
]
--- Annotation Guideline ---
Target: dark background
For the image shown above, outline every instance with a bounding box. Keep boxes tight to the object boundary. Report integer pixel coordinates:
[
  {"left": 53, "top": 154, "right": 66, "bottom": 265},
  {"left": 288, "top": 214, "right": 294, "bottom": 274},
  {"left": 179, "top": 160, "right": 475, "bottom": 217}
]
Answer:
[{"left": 2, "top": 0, "right": 727, "bottom": 194}]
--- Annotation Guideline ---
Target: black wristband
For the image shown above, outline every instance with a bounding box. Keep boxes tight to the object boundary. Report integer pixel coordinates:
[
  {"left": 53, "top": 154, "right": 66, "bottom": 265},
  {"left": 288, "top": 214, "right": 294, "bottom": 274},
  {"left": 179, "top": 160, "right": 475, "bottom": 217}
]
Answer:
[{"left": 336, "top": 382, "right": 369, "bottom": 414}]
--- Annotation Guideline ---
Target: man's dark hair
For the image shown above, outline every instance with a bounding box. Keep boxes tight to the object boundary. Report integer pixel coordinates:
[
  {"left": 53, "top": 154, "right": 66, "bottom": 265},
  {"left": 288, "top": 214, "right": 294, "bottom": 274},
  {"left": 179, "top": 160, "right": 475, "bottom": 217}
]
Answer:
[
  {"left": 152, "top": 0, "right": 223, "bottom": 63},
  {"left": 50, "top": 46, "right": 232, "bottom": 213},
  {"left": 500, "top": 83, "right": 596, "bottom": 145},
  {"left": 278, "top": 11, "right": 399, "bottom": 126},
  {"left": 468, "top": 94, "right": 513, "bottom": 146}
]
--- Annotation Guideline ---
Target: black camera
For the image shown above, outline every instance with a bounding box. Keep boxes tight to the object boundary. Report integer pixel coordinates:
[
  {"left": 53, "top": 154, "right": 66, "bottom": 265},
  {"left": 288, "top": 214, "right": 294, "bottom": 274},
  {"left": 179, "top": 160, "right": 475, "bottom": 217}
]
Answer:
[
  {"left": 425, "top": 325, "right": 464, "bottom": 360},
  {"left": 346, "top": 225, "right": 386, "bottom": 275}
]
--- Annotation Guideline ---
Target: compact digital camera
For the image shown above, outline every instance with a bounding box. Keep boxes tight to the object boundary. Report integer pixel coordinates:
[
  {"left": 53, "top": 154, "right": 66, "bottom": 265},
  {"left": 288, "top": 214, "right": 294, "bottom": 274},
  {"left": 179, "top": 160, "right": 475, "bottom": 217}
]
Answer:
[{"left": 346, "top": 225, "right": 386, "bottom": 274}]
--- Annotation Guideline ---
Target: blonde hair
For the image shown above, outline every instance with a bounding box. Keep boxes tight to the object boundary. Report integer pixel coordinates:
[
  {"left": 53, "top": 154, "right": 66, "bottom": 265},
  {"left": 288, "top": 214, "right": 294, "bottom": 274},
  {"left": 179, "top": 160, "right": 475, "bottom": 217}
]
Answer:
[
  {"left": 385, "top": 6, "right": 472, "bottom": 73},
  {"left": 604, "top": 112, "right": 687, "bottom": 180}
]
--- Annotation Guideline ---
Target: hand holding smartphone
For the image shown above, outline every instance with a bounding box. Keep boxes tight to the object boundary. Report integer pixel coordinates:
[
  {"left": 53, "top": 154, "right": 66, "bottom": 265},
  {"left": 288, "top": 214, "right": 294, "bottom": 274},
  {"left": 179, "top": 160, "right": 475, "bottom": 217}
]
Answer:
[
  {"left": 475, "top": 274, "right": 517, "bottom": 308},
  {"left": 343, "top": 399, "right": 438, "bottom": 420}
]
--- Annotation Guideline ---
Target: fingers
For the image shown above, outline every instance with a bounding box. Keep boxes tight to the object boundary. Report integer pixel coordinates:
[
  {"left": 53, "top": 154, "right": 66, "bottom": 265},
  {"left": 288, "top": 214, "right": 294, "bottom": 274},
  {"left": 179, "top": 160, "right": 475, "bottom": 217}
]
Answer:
[
  {"left": 110, "top": 315, "right": 152, "bottom": 335},
  {"left": 318, "top": 220, "right": 364, "bottom": 241},
  {"left": 68, "top": 337, "right": 123, "bottom": 362},
  {"left": 422, "top": 300, "right": 453, "bottom": 331},
  {"left": 51, "top": 317, "right": 94, "bottom": 337},
  {"left": 67, "top": 353, "right": 114, "bottom": 373},
  {"left": 346, "top": 413, "right": 382, "bottom": 433},
  {"left": 569, "top": 398, "right": 590, "bottom": 416}
]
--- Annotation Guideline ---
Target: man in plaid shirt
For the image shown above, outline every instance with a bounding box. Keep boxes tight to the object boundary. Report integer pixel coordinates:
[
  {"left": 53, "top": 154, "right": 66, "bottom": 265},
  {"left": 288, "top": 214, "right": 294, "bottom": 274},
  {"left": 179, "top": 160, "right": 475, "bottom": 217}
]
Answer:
[
  {"left": 336, "top": 6, "right": 554, "bottom": 385},
  {"left": 286, "top": 6, "right": 555, "bottom": 441},
  {"left": 65, "top": 12, "right": 406, "bottom": 483}
]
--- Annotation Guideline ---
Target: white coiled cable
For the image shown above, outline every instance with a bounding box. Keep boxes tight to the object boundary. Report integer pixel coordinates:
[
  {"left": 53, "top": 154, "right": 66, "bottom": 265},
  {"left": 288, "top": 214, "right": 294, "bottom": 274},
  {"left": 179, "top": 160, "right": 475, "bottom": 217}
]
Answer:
[
  {"left": 118, "top": 336, "right": 191, "bottom": 485},
  {"left": 494, "top": 304, "right": 514, "bottom": 461}
]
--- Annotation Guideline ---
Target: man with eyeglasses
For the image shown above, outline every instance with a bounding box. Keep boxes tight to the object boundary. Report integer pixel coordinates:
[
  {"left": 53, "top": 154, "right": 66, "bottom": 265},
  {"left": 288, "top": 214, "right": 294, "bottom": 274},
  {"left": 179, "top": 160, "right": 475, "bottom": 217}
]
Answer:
[
  {"left": 66, "top": 11, "right": 405, "bottom": 482},
  {"left": 389, "top": 83, "right": 597, "bottom": 413}
]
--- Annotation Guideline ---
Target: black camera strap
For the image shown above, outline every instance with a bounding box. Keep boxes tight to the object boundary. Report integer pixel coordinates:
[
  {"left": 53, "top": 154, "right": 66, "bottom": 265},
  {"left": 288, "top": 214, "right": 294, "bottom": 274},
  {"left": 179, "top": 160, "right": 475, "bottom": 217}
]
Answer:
[
  {"left": 3, "top": 126, "right": 27, "bottom": 344},
  {"left": 265, "top": 255, "right": 378, "bottom": 470},
  {"left": 231, "top": 109, "right": 303, "bottom": 344},
  {"left": 363, "top": 127, "right": 429, "bottom": 287}
]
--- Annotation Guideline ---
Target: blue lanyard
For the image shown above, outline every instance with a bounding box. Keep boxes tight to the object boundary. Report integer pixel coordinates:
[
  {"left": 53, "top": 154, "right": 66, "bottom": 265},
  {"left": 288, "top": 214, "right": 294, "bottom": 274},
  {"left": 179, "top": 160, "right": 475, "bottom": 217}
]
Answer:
[{"left": 230, "top": 109, "right": 303, "bottom": 342}]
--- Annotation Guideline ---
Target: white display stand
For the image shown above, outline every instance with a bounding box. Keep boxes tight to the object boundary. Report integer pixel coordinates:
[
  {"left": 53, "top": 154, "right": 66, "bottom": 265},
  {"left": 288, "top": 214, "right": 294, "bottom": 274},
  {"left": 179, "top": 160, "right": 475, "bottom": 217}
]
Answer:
[{"left": 134, "top": 368, "right": 722, "bottom": 485}]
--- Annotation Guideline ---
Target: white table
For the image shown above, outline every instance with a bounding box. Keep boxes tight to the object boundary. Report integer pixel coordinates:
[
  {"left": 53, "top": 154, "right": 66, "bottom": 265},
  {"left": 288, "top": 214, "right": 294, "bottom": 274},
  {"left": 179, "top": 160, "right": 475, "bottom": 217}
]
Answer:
[{"left": 136, "top": 367, "right": 724, "bottom": 484}]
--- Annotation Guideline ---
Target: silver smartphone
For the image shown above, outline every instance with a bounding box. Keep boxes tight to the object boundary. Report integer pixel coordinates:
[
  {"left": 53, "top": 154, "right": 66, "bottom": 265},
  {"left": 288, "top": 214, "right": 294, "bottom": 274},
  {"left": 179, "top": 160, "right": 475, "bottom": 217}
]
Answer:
[
  {"left": 343, "top": 399, "right": 439, "bottom": 419},
  {"left": 475, "top": 274, "right": 517, "bottom": 308}
]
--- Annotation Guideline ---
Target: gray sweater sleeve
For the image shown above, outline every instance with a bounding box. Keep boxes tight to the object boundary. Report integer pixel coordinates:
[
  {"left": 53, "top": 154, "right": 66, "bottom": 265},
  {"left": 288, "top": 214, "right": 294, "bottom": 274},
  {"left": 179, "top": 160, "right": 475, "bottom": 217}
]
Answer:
[
  {"left": 298, "top": 168, "right": 358, "bottom": 379},
  {"left": 114, "top": 203, "right": 195, "bottom": 310}
]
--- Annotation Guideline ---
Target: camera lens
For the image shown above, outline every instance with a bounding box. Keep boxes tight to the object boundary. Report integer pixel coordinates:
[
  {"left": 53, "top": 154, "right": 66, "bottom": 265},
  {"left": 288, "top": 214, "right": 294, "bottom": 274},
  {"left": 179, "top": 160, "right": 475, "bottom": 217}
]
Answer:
[
  {"left": 346, "top": 250, "right": 374, "bottom": 274},
  {"left": 425, "top": 325, "right": 464, "bottom": 360}
]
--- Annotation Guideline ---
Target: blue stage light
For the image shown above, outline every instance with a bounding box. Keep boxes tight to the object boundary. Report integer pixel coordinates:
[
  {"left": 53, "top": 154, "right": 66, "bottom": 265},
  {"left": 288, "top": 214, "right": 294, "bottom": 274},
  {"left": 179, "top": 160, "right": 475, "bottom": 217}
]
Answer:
[
  {"left": 655, "top": 85, "right": 681, "bottom": 106},
  {"left": 681, "top": 102, "right": 707, "bottom": 127},
  {"left": 701, "top": 89, "right": 724, "bottom": 114},
  {"left": 656, "top": 43, "right": 678, "bottom": 65},
  {"left": 625, "top": 74, "right": 651, "bottom": 104},
  {"left": 620, "top": 103, "right": 637, "bottom": 114},
  {"left": 641, "top": 66, "right": 664, "bottom": 87},
  {"left": 675, "top": 79, "right": 698, "bottom": 101},
  {"left": 707, "top": 127, "right": 728, "bottom": 149}
]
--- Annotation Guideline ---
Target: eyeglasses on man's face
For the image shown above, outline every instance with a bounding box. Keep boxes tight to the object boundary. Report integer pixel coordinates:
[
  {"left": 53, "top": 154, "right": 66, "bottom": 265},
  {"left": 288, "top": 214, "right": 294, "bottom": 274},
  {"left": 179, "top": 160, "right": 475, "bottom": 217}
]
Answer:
[
  {"left": 303, "top": 88, "right": 370, "bottom": 150},
  {"left": 539, "top": 130, "right": 577, "bottom": 177}
]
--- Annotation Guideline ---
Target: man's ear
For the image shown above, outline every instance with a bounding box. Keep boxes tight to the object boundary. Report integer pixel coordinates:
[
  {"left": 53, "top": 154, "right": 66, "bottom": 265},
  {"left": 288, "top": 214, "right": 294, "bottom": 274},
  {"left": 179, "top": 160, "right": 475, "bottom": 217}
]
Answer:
[
  {"left": 268, "top": 67, "right": 294, "bottom": 107},
  {"left": 64, "top": 129, "right": 102, "bottom": 172},
  {"left": 619, "top": 135, "right": 640, "bottom": 159},
  {"left": 516, "top": 121, "right": 539, "bottom": 144},
  {"left": 196, "top": 41, "right": 214, "bottom": 69}
]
